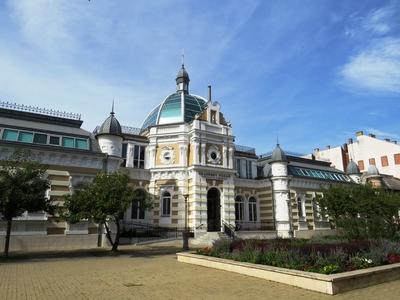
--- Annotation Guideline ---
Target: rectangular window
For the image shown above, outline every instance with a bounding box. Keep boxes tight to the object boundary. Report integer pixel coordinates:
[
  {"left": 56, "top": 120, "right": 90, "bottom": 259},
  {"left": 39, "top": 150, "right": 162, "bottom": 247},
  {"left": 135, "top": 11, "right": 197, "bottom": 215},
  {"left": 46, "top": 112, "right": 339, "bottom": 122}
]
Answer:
[
  {"left": 369, "top": 158, "right": 376, "bottom": 166},
  {"left": 75, "top": 138, "right": 88, "bottom": 150},
  {"left": 358, "top": 160, "right": 365, "bottom": 170},
  {"left": 2, "top": 129, "right": 18, "bottom": 141},
  {"left": 133, "top": 145, "right": 146, "bottom": 169},
  {"left": 62, "top": 137, "right": 75, "bottom": 148},
  {"left": 162, "top": 195, "right": 171, "bottom": 216},
  {"left": 394, "top": 153, "right": 400, "bottom": 165},
  {"left": 33, "top": 133, "right": 47, "bottom": 144},
  {"left": 18, "top": 131, "right": 33, "bottom": 143},
  {"left": 235, "top": 202, "right": 243, "bottom": 221},
  {"left": 247, "top": 161, "right": 253, "bottom": 179},
  {"left": 249, "top": 203, "right": 257, "bottom": 221},
  {"left": 131, "top": 201, "right": 145, "bottom": 219},
  {"left": 381, "top": 156, "right": 389, "bottom": 167},
  {"left": 236, "top": 159, "right": 241, "bottom": 177},
  {"left": 49, "top": 136, "right": 60, "bottom": 145},
  {"left": 121, "top": 144, "right": 128, "bottom": 158}
]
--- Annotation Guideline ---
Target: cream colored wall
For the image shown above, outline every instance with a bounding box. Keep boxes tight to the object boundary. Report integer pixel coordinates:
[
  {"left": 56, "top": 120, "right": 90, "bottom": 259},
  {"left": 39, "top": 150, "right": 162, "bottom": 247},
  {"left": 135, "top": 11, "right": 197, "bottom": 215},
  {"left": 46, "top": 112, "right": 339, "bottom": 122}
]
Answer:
[{"left": 155, "top": 143, "right": 180, "bottom": 166}]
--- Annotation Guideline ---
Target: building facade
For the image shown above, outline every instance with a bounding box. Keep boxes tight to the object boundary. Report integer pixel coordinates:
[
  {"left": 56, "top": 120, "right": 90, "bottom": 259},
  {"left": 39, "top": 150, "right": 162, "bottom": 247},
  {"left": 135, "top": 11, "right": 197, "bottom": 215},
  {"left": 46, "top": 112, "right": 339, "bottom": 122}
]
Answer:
[{"left": 0, "top": 65, "right": 358, "bottom": 249}]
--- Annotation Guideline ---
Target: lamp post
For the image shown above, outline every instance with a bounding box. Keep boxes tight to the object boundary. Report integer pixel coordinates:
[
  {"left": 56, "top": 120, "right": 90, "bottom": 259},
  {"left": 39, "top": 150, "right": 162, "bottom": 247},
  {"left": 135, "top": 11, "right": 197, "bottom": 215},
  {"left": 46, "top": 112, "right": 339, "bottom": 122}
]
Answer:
[{"left": 182, "top": 193, "right": 189, "bottom": 250}]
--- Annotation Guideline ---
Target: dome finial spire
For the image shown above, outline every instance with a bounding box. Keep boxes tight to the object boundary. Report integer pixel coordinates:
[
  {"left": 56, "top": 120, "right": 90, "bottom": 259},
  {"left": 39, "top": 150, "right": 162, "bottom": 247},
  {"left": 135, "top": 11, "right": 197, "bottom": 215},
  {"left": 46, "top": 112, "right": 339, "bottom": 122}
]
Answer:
[
  {"left": 111, "top": 99, "right": 115, "bottom": 115},
  {"left": 181, "top": 48, "right": 185, "bottom": 68}
]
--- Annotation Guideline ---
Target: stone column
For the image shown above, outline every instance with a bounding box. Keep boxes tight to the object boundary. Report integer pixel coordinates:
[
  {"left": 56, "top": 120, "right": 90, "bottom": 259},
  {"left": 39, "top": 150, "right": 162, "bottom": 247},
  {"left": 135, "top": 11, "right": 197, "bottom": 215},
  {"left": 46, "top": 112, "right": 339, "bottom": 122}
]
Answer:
[
  {"left": 228, "top": 147, "right": 234, "bottom": 169},
  {"left": 222, "top": 145, "right": 227, "bottom": 168},
  {"left": 193, "top": 141, "right": 199, "bottom": 165},
  {"left": 201, "top": 143, "right": 206, "bottom": 165},
  {"left": 179, "top": 144, "right": 188, "bottom": 167},
  {"left": 126, "top": 143, "right": 135, "bottom": 168}
]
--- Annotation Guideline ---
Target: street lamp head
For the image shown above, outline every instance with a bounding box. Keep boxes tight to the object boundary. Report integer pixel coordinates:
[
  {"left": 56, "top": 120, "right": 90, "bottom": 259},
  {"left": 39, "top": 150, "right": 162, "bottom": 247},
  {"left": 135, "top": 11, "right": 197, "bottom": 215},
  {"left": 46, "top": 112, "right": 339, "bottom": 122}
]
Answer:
[{"left": 183, "top": 193, "right": 189, "bottom": 199}]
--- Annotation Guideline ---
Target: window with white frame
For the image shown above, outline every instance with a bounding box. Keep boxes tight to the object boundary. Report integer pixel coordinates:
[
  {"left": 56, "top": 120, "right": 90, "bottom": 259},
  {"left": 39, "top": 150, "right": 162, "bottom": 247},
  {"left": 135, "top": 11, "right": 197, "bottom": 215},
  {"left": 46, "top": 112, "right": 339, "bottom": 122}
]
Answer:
[
  {"left": 248, "top": 197, "right": 257, "bottom": 221},
  {"left": 235, "top": 195, "right": 244, "bottom": 221},
  {"left": 133, "top": 145, "right": 145, "bottom": 169},
  {"left": 161, "top": 191, "right": 171, "bottom": 216}
]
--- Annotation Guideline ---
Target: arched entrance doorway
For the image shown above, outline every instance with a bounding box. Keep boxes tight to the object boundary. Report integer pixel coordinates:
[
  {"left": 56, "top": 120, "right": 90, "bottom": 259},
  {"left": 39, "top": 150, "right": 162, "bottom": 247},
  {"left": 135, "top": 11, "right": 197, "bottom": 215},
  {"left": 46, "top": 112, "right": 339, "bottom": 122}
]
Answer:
[{"left": 207, "top": 188, "right": 221, "bottom": 232}]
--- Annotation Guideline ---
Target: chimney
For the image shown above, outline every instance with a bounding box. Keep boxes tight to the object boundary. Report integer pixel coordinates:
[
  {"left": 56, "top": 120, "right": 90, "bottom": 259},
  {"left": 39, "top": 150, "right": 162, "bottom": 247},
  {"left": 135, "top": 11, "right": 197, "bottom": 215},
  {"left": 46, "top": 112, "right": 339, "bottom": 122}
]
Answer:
[
  {"left": 393, "top": 141, "right": 398, "bottom": 144},
  {"left": 208, "top": 85, "right": 212, "bottom": 102},
  {"left": 356, "top": 131, "right": 364, "bottom": 136},
  {"left": 384, "top": 138, "right": 390, "bottom": 142},
  {"left": 368, "top": 133, "right": 376, "bottom": 138},
  {"left": 326, "top": 145, "right": 331, "bottom": 149},
  {"left": 348, "top": 138, "right": 353, "bottom": 144}
]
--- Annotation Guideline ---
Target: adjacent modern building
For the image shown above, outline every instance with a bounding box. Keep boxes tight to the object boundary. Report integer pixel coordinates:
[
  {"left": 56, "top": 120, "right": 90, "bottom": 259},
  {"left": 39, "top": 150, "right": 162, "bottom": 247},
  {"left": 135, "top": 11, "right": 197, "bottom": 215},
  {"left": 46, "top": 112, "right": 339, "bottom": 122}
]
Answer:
[
  {"left": 312, "top": 131, "right": 400, "bottom": 190},
  {"left": 1, "top": 65, "right": 383, "bottom": 250}
]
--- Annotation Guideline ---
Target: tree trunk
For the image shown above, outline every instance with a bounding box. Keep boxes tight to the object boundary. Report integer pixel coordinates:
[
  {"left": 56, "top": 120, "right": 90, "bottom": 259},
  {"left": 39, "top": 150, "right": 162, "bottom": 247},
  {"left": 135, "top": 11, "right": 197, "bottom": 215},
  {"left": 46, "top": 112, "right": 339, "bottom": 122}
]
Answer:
[
  {"left": 4, "top": 219, "right": 12, "bottom": 257},
  {"left": 103, "top": 221, "right": 114, "bottom": 247},
  {"left": 111, "top": 216, "right": 120, "bottom": 252}
]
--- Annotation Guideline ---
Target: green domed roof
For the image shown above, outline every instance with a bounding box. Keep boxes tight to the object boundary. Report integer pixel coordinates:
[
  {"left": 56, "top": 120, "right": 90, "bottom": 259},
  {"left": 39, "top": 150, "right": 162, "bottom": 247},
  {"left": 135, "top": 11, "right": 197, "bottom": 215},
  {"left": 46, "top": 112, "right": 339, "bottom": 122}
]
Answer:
[{"left": 141, "top": 91, "right": 207, "bottom": 130}]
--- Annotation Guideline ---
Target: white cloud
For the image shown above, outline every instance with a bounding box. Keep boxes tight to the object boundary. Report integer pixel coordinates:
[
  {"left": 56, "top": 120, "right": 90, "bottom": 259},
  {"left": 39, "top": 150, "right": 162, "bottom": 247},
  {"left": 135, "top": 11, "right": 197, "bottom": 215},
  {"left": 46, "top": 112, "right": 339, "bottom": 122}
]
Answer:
[
  {"left": 340, "top": 38, "right": 400, "bottom": 93},
  {"left": 364, "top": 6, "right": 394, "bottom": 34}
]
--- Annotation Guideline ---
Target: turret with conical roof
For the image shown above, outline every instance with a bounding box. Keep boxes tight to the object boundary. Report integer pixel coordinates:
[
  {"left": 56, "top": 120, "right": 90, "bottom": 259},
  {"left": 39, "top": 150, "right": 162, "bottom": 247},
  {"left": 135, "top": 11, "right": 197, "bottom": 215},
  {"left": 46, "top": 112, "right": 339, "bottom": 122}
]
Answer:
[
  {"left": 270, "top": 143, "right": 288, "bottom": 163},
  {"left": 269, "top": 142, "right": 292, "bottom": 238},
  {"left": 96, "top": 102, "right": 123, "bottom": 157},
  {"left": 176, "top": 64, "right": 190, "bottom": 93}
]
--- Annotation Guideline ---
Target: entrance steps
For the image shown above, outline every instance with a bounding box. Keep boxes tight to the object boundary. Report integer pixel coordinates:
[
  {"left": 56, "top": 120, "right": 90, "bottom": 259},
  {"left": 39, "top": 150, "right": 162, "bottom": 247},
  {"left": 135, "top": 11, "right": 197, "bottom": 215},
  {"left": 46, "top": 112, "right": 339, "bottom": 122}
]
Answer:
[{"left": 191, "top": 231, "right": 230, "bottom": 247}]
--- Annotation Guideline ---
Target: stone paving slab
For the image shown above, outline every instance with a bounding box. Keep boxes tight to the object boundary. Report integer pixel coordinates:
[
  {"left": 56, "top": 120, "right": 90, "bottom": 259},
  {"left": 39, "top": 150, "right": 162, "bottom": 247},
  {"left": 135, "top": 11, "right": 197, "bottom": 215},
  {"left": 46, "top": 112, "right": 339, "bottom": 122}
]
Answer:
[{"left": 0, "top": 241, "right": 400, "bottom": 300}]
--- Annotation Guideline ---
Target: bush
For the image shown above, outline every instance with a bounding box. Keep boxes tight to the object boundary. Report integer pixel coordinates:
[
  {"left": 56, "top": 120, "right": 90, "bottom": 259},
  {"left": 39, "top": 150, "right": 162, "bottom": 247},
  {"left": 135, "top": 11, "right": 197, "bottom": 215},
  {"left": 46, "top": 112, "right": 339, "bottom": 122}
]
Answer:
[{"left": 197, "top": 238, "right": 400, "bottom": 274}]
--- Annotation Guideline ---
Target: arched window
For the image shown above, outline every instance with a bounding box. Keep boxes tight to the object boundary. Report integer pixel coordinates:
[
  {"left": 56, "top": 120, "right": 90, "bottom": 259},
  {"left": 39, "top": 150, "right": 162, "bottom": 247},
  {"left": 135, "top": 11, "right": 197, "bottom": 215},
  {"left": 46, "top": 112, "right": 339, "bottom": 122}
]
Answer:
[
  {"left": 235, "top": 195, "right": 244, "bottom": 221},
  {"left": 131, "top": 189, "right": 146, "bottom": 220},
  {"left": 161, "top": 191, "right": 171, "bottom": 216},
  {"left": 248, "top": 197, "right": 257, "bottom": 222}
]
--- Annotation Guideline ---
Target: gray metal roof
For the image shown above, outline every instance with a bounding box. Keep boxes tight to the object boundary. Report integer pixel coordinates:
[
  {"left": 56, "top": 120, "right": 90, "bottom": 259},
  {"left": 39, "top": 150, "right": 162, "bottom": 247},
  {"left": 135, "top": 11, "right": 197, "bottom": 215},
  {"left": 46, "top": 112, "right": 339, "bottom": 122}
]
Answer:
[
  {"left": 176, "top": 64, "right": 190, "bottom": 84},
  {"left": 367, "top": 165, "right": 379, "bottom": 175},
  {"left": 97, "top": 112, "right": 122, "bottom": 136},
  {"left": 346, "top": 160, "right": 360, "bottom": 174},
  {"left": 270, "top": 144, "right": 288, "bottom": 163}
]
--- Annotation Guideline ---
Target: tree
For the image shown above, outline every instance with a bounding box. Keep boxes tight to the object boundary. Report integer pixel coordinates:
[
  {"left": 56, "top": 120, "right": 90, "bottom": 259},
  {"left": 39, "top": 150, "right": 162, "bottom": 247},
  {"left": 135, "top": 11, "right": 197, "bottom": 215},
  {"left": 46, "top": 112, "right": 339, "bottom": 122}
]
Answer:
[
  {"left": 0, "top": 150, "right": 50, "bottom": 257},
  {"left": 63, "top": 172, "right": 152, "bottom": 252},
  {"left": 317, "top": 184, "right": 400, "bottom": 240}
]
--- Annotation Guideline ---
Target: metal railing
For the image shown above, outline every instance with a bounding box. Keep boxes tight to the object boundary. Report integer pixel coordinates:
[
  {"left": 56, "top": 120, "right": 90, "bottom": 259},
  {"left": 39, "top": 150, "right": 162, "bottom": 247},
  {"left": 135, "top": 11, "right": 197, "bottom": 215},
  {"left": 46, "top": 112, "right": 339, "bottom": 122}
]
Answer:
[
  {"left": 0, "top": 101, "right": 81, "bottom": 120},
  {"left": 222, "top": 220, "right": 236, "bottom": 239},
  {"left": 234, "top": 144, "right": 256, "bottom": 154},
  {"left": 120, "top": 220, "right": 179, "bottom": 243},
  {"left": 235, "top": 221, "right": 275, "bottom": 231}
]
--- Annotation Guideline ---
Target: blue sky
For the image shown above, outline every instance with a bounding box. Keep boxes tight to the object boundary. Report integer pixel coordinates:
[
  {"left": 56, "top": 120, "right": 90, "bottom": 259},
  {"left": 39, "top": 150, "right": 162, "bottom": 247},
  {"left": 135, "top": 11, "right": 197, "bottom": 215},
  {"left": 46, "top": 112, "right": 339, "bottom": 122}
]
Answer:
[{"left": 0, "top": 0, "right": 399, "bottom": 155}]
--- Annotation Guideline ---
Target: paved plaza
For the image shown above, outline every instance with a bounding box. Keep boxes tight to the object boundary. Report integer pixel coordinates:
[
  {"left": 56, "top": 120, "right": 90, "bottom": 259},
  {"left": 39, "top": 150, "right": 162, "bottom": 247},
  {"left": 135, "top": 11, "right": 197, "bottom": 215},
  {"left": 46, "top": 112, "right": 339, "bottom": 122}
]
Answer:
[{"left": 0, "top": 241, "right": 399, "bottom": 300}]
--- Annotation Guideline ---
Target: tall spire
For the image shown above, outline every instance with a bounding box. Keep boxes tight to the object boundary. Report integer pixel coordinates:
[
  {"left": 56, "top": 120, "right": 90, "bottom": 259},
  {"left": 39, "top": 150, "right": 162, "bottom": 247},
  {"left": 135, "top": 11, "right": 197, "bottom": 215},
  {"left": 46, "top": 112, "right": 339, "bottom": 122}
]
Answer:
[{"left": 111, "top": 99, "right": 115, "bottom": 115}]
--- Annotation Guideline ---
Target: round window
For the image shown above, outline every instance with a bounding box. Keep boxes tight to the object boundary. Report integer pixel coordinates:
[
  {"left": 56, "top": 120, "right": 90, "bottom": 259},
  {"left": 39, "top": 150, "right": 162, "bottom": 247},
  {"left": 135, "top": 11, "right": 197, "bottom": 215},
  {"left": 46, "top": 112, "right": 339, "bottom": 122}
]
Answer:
[
  {"left": 163, "top": 152, "right": 171, "bottom": 161},
  {"left": 210, "top": 152, "right": 217, "bottom": 160}
]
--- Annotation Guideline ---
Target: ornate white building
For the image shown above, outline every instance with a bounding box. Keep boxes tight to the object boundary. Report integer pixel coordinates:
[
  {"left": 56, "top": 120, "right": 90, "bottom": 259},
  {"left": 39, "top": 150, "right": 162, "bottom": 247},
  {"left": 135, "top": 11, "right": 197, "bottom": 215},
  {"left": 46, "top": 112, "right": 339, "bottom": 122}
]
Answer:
[{"left": 0, "top": 65, "right": 360, "bottom": 249}]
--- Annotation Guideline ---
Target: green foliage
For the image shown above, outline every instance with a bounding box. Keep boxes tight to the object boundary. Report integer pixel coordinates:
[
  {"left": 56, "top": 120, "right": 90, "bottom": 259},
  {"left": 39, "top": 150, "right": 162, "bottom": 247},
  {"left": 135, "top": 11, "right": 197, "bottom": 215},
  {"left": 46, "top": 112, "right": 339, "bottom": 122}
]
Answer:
[
  {"left": 200, "top": 238, "right": 400, "bottom": 274},
  {"left": 63, "top": 172, "right": 152, "bottom": 252},
  {"left": 0, "top": 150, "right": 50, "bottom": 256},
  {"left": 316, "top": 184, "right": 400, "bottom": 240}
]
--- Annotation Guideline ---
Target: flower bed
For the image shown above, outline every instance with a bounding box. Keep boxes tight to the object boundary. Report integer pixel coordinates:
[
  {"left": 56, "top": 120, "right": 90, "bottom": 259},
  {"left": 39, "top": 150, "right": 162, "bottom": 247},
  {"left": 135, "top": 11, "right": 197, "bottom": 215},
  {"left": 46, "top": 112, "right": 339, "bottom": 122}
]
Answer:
[{"left": 196, "top": 238, "right": 400, "bottom": 274}]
